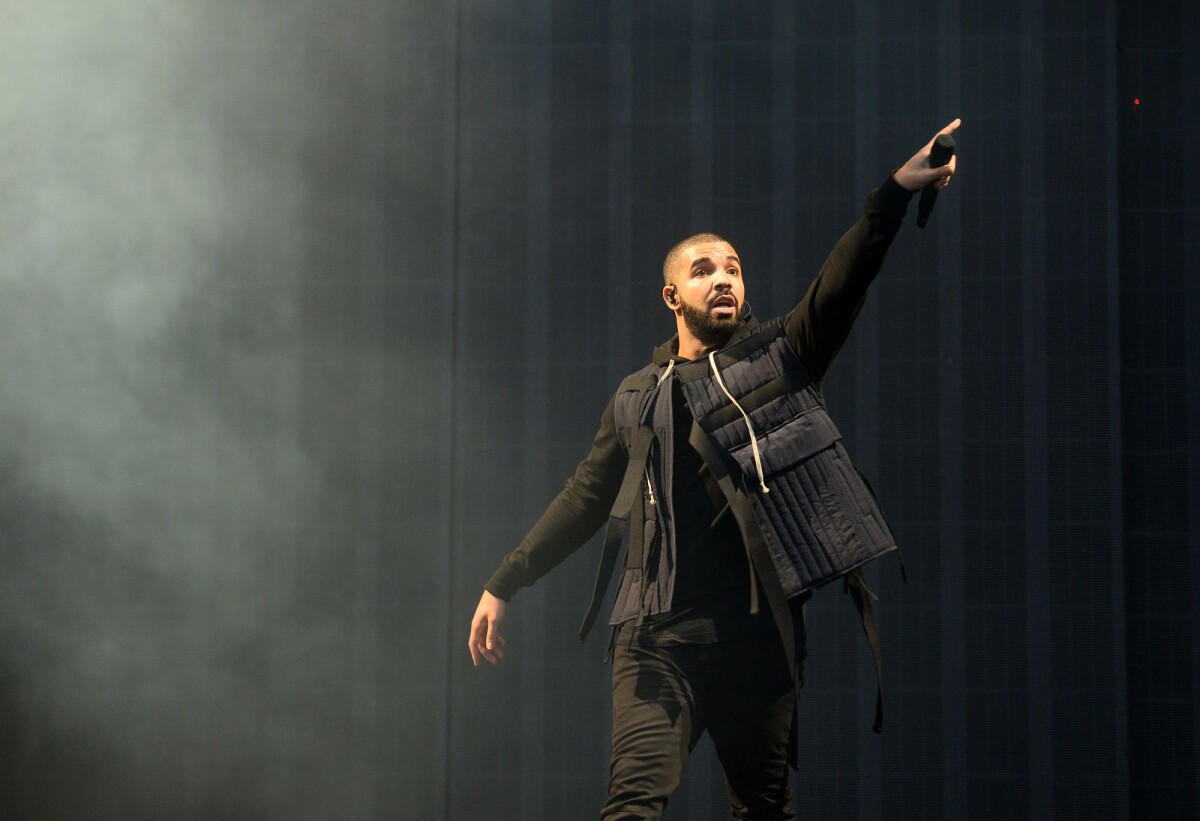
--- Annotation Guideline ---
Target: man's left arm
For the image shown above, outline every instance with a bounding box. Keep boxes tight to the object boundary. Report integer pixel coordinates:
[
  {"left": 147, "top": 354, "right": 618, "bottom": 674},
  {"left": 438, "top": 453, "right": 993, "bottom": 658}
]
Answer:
[{"left": 785, "top": 119, "right": 960, "bottom": 382}]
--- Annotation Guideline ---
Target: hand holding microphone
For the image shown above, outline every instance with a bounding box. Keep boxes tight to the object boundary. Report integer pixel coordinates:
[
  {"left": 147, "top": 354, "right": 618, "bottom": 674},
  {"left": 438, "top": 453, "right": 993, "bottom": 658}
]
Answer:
[
  {"left": 917, "top": 133, "right": 956, "bottom": 228},
  {"left": 894, "top": 119, "right": 961, "bottom": 228}
]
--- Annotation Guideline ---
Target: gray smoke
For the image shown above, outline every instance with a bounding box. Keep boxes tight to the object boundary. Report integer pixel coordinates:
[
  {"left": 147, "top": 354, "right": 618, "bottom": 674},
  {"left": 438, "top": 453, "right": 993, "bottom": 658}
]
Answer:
[{"left": 0, "top": 2, "right": 382, "bottom": 815}]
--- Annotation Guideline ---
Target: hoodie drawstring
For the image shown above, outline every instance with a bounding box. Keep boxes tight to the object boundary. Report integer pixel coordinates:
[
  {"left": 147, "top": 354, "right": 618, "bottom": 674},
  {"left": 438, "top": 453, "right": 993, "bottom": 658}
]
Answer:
[{"left": 707, "top": 351, "right": 769, "bottom": 494}]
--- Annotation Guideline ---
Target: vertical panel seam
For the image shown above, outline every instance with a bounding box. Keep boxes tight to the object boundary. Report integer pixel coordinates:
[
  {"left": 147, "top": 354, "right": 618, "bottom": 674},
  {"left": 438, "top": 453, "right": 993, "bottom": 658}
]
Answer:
[
  {"left": 1104, "top": 0, "right": 1130, "bottom": 816},
  {"left": 852, "top": 1, "right": 882, "bottom": 815},
  {"left": 937, "top": 0, "right": 965, "bottom": 817},
  {"left": 442, "top": 0, "right": 462, "bottom": 818},
  {"left": 690, "top": 0, "right": 715, "bottom": 229},
  {"left": 771, "top": 1, "right": 796, "bottom": 333},
  {"left": 1020, "top": 1, "right": 1053, "bottom": 817},
  {"left": 1183, "top": 0, "right": 1200, "bottom": 810},
  {"left": 520, "top": 2, "right": 552, "bottom": 816}
]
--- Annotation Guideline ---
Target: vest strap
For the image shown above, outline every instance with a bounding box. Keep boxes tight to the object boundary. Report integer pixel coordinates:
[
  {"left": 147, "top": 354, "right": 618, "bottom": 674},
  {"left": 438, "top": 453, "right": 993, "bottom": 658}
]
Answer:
[
  {"left": 578, "top": 422, "right": 655, "bottom": 642},
  {"left": 844, "top": 568, "right": 885, "bottom": 733},
  {"left": 687, "top": 420, "right": 794, "bottom": 673},
  {"left": 699, "top": 368, "right": 810, "bottom": 431}
]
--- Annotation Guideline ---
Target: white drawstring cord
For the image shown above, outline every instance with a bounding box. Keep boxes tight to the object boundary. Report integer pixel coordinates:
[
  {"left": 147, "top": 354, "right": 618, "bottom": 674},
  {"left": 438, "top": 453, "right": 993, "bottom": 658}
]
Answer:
[{"left": 707, "top": 351, "right": 769, "bottom": 494}]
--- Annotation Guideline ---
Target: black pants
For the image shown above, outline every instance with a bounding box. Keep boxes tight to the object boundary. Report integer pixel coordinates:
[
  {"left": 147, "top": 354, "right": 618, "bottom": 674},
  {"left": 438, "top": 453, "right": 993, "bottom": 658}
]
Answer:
[{"left": 602, "top": 630, "right": 797, "bottom": 820}]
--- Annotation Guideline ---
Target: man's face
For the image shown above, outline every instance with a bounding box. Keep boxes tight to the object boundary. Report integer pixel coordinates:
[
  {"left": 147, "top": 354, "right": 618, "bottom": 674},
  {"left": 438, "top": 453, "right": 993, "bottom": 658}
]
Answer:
[{"left": 668, "top": 240, "right": 745, "bottom": 346}]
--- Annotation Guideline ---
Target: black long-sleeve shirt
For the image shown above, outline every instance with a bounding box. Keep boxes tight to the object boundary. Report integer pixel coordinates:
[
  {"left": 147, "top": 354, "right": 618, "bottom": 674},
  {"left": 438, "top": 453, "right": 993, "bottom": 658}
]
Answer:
[{"left": 485, "top": 176, "right": 914, "bottom": 640}]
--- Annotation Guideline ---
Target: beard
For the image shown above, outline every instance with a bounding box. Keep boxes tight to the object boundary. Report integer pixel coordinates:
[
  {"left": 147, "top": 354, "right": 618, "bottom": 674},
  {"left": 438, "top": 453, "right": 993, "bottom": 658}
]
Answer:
[{"left": 680, "top": 298, "right": 740, "bottom": 348}]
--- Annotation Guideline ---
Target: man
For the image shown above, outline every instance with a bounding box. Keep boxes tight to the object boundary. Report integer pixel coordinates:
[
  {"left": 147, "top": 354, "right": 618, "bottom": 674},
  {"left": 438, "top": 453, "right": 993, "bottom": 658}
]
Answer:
[{"left": 469, "top": 120, "right": 961, "bottom": 819}]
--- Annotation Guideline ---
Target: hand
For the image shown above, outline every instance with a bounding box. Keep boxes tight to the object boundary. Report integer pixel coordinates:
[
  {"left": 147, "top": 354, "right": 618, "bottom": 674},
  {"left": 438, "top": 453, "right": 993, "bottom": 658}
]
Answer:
[
  {"left": 468, "top": 590, "right": 507, "bottom": 667},
  {"left": 894, "top": 118, "right": 961, "bottom": 192}
]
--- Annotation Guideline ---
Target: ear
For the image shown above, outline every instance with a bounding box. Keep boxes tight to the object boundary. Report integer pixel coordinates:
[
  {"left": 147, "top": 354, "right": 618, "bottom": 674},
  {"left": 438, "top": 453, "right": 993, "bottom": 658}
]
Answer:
[{"left": 662, "top": 284, "right": 679, "bottom": 311}]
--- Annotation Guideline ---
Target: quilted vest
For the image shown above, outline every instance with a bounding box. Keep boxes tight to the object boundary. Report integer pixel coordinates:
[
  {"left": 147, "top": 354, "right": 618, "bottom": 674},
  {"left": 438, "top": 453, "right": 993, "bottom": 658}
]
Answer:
[
  {"left": 675, "top": 317, "right": 898, "bottom": 595},
  {"left": 594, "top": 314, "right": 898, "bottom": 613}
]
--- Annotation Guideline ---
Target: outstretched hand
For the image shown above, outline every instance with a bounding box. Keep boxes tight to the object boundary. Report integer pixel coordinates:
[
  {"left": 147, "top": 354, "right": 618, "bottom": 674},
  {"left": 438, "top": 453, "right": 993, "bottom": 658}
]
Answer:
[
  {"left": 469, "top": 590, "right": 507, "bottom": 667},
  {"left": 894, "top": 118, "right": 961, "bottom": 192}
]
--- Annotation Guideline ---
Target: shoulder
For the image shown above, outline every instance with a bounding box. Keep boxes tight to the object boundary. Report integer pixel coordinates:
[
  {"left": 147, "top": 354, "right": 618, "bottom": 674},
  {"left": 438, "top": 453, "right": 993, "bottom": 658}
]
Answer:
[
  {"left": 609, "top": 362, "right": 664, "bottom": 437},
  {"left": 615, "top": 362, "right": 663, "bottom": 394},
  {"left": 721, "top": 315, "right": 788, "bottom": 357}
]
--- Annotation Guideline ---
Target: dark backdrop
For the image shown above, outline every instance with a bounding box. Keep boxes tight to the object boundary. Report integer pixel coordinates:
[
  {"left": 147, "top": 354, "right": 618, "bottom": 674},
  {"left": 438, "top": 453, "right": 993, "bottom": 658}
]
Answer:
[{"left": 0, "top": 1, "right": 1196, "bottom": 819}]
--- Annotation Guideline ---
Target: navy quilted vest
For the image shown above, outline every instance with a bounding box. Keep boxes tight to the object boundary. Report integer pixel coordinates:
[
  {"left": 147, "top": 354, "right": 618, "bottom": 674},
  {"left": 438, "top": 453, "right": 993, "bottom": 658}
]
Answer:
[{"left": 608, "top": 316, "right": 898, "bottom": 620}]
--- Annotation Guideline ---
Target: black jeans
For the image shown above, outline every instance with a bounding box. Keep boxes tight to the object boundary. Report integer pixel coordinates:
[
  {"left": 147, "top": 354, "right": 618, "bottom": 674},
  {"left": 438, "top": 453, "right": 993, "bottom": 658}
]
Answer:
[{"left": 602, "top": 630, "right": 796, "bottom": 820}]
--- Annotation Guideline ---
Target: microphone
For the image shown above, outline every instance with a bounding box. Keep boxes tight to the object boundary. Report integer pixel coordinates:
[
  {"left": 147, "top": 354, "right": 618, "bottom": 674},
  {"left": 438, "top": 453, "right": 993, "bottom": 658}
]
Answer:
[{"left": 916, "top": 133, "right": 956, "bottom": 229}]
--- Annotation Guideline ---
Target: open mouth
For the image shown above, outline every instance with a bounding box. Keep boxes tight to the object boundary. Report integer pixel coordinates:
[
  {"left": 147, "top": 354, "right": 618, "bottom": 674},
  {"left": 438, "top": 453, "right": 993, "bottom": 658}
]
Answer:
[{"left": 710, "top": 295, "right": 737, "bottom": 315}]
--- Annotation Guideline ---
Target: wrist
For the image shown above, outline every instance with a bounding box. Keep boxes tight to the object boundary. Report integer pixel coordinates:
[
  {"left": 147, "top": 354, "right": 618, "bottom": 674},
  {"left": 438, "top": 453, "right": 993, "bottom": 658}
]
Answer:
[{"left": 892, "top": 169, "right": 922, "bottom": 193}]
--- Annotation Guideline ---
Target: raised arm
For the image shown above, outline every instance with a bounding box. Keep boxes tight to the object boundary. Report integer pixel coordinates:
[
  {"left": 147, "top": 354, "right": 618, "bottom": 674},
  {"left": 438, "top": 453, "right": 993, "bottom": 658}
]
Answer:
[
  {"left": 469, "top": 394, "right": 627, "bottom": 666},
  {"left": 785, "top": 119, "right": 960, "bottom": 381}
]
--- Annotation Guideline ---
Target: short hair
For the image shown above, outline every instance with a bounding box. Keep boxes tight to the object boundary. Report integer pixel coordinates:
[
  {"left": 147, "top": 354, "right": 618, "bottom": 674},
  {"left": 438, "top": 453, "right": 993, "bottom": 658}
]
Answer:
[{"left": 662, "top": 232, "right": 729, "bottom": 285}]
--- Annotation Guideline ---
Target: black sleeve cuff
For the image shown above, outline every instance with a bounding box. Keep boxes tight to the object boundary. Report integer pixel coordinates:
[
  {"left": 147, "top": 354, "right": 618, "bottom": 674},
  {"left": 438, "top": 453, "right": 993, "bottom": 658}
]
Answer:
[
  {"left": 878, "top": 172, "right": 916, "bottom": 215},
  {"left": 483, "top": 575, "right": 515, "bottom": 603}
]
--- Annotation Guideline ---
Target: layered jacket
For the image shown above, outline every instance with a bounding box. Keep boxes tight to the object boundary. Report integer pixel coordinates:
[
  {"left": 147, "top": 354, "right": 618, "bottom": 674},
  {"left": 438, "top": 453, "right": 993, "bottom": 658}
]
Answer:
[{"left": 484, "top": 175, "right": 916, "bottom": 733}]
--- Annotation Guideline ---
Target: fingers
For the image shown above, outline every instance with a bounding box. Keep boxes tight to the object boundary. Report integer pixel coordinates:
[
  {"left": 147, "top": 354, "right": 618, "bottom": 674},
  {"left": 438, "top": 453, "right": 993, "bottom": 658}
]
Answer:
[
  {"left": 468, "top": 618, "right": 484, "bottom": 667},
  {"left": 945, "top": 154, "right": 957, "bottom": 187},
  {"left": 935, "top": 155, "right": 957, "bottom": 189},
  {"left": 477, "top": 635, "right": 504, "bottom": 665},
  {"left": 925, "top": 145, "right": 958, "bottom": 191},
  {"left": 938, "top": 117, "right": 962, "bottom": 136},
  {"left": 486, "top": 622, "right": 506, "bottom": 649},
  {"left": 895, "top": 122, "right": 960, "bottom": 192},
  {"left": 924, "top": 118, "right": 962, "bottom": 153},
  {"left": 485, "top": 621, "right": 506, "bottom": 664},
  {"left": 468, "top": 611, "right": 506, "bottom": 667}
]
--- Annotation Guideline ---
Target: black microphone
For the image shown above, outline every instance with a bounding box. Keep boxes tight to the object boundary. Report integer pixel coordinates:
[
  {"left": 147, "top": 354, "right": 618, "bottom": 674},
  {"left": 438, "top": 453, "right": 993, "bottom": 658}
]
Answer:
[{"left": 916, "top": 133, "right": 955, "bottom": 229}]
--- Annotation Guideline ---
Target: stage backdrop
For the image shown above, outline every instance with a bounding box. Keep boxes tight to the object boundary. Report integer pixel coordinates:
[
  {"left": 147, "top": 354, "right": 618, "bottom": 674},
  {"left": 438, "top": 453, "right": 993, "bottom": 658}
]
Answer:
[{"left": 0, "top": 1, "right": 1196, "bottom": 819}]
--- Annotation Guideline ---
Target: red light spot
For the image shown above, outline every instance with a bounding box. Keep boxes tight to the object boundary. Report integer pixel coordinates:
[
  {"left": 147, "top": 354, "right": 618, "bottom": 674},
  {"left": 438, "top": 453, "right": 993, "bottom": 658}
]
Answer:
[{"left": 1134, "top": 98, "right": 1141, "bottom": 106}]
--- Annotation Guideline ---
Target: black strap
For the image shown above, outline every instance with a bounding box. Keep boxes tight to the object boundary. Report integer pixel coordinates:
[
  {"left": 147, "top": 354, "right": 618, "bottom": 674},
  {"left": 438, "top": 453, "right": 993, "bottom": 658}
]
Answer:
[
  {"left": 699, "top": 369, "right": 811, "bottom": 430},
  {"left": 690, "top": 419, "right": 801, "bottom": 769},
  {"left": 578, "top": 422, "right": 655, "bottom": 642},
  {"left": 626, "top": 473, "right": 647, "bottom": 578},
  {"left": 844, "top": 568, "right": 885, "bottom": 733},
  {"left": 579, "top": 371, "right": 669, "bottom": 643},
  {"left": 687, "top": 421, "right": 794, "bottom": 675}
]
